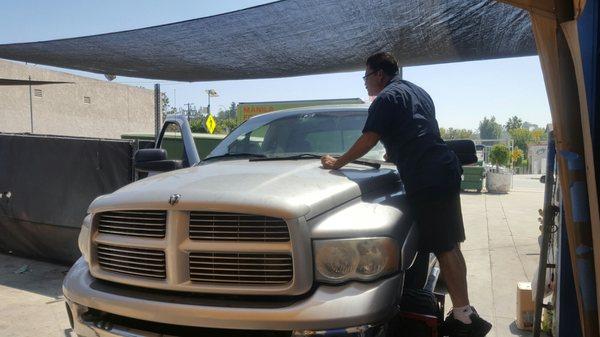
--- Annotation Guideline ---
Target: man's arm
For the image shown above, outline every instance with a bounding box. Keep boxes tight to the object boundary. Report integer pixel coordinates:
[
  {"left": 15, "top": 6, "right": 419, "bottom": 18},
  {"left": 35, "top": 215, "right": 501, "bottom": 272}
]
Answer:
[{"left": 321, "top": 132, "right": 381, "bottom": 169}]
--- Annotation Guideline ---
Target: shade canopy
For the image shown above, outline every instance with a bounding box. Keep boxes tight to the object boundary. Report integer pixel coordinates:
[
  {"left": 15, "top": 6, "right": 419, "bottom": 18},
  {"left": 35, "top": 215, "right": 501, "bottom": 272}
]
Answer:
[
  {"left": 0, "top": 0, "right": 536, "bottom": 81},
  {"left": 0, "top": 78, "right": 72, "bottom": 86}
]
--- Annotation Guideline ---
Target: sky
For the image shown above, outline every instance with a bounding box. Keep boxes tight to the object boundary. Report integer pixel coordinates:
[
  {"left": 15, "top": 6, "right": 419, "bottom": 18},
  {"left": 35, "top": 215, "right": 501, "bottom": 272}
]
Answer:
[{"left": 0, "top": 0, "right": 551, "bottom": 131}]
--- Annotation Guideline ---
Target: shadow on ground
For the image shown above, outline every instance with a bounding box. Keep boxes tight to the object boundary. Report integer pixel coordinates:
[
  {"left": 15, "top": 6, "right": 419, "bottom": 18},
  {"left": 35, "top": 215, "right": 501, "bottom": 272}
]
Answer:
[{"left": 0, "top": 253, "right": 69, "bottom": 299}]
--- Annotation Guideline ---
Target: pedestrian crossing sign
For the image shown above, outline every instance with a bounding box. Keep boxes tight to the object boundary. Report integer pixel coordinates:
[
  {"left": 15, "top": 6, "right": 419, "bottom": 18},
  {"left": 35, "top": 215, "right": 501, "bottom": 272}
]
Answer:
[{"left": 205, "top": 115, "right": 216, "bottom": 134}]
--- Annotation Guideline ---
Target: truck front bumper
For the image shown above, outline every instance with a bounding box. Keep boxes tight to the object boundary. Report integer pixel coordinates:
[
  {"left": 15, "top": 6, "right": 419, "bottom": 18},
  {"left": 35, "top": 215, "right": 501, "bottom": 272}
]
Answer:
[{"left": 64, "top": 258, "right": 402, "bottom": 335}]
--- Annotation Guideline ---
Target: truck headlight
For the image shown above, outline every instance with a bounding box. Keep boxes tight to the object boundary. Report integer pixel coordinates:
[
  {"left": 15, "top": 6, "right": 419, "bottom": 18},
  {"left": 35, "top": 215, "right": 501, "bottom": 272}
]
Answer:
[
  {"left": 314, "top": 238, "right": 399, "bottom": 283},
  {"left": 78, "top": 214, "right": 92, "bottom": 263}
]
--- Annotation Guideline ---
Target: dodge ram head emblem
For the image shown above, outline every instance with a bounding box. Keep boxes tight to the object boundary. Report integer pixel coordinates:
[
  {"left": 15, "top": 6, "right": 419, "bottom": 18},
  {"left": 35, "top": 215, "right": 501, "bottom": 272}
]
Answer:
[{"left": 168, "top": 194, "right": 181, "bottom": 206}]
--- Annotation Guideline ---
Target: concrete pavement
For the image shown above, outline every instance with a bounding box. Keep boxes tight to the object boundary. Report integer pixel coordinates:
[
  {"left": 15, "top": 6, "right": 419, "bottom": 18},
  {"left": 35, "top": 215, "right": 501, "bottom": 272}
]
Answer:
[{"left": 452, "top": 174, "right": 545, "bottom": 337}]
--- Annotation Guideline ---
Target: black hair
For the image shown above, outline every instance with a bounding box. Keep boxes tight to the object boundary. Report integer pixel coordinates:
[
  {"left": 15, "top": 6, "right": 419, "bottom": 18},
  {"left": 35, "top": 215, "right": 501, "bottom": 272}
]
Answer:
[{"left": 366, "top": 52, "right": 399, "bottom": 76}]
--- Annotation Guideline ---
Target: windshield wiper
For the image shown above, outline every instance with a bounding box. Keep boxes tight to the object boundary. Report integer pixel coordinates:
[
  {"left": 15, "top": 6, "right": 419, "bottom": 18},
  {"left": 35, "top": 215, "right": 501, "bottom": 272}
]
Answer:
[
  {"left": 349, "top": 159, "right": 381, "bottom": 169},
  {"left": 251, "top": 154, "right": 381, "bottom": 169},
  {"left": 249, "top": 153, "right": 322, "bottom": 162},
  {"left": 203, "top": 153, "right": 267, "bottom": 162}
]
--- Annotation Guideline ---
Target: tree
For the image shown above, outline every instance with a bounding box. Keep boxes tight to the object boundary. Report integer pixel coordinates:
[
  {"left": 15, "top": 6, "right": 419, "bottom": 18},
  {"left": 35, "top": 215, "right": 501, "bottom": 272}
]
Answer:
[
  {"left": 505, "top": 116, "right": 523, "bottom": 132},
  {"left": 523, "top": 121, "right": 539, "bottom": 130},
  {"left": 531, "top": 128, "right": 547, "bottom": 143},
  {"left": 439, "top": 127, "right": 475, "bottom": 140},
  {"left": 228, "top": 102, "right": 238, "bottom": 119},
  {"left": 511, "top": 148, "right": 524, "bottom": 166},
  {"left": 489, "top": 144, "right": 510, "bottom": 170},
  {"left": 161, "top": 93, "right": 170, "bottom": 112},
  {"left": 215, "top": 118, "right": 240, "bottom": 134},
  {"left": 190, "top": 119, "right": 206, "bottom": 133},
  {"left": 509, "top": 128, "right": 532, "bottom": 153},
  {"left": 479, "top": 116, "right": 503, "bottom": 140},
  {"left": 160, "top": 93, "right": 177, "bottom": 117}
]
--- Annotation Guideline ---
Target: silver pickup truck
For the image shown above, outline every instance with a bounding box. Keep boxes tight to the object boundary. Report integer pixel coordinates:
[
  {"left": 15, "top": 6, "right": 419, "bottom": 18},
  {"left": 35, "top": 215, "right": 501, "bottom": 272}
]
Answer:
[{"left": 63, "top": 105, "right": 468, "bottom": 337}]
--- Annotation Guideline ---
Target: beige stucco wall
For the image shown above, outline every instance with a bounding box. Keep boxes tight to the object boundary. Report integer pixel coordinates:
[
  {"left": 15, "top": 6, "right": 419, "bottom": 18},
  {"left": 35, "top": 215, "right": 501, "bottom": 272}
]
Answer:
[{"left": 0, "top": 59, "right": 154, "bottom": 139}]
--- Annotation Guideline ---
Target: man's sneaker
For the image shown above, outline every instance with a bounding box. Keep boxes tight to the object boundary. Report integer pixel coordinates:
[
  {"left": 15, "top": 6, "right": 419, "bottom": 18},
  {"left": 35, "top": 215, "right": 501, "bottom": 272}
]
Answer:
[{"left": 441, "top": 307, "right": 492, "bottom": 337}]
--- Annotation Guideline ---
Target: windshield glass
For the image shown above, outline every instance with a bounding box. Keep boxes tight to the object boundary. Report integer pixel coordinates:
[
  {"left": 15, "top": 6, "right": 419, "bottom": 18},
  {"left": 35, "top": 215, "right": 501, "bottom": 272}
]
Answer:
[{"left": 206, "top": 110, "right": 385, "bottom": 161}]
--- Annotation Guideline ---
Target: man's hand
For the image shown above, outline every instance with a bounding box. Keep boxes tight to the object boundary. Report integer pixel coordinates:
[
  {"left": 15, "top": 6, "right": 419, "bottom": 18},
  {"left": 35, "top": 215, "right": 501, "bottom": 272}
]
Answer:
[
  {"left": 321, "top": 155, "right": 339, "bottom": 169},
  {"left": 320, "top": 132, "right": 381, "bottom": 170}
]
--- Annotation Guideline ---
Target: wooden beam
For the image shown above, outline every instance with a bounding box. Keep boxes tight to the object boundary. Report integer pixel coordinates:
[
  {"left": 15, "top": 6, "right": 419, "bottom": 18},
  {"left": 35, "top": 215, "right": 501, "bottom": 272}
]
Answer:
[
  {"left": 573, "top": 0, "right": 587, "bottom": 18},
  {"left": 562, "top": 18, "right": 600, "bottom": 331},
  {"left": 530, "top": 11, "right": 599, "bottom": 336},
  {"left": 497, "top": 0, "right": 557, "bottom": 18}
]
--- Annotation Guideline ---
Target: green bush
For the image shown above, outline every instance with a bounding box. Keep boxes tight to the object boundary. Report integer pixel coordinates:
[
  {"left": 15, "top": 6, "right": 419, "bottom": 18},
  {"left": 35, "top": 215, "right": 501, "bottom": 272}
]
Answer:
[{"left": 489, "top": 144, "right": 510, "bottom": 168}]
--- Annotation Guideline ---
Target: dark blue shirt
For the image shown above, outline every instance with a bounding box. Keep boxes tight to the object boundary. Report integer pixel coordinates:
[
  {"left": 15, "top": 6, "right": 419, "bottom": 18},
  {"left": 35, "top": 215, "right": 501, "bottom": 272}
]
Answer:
[{"left": 362, "top": 76, "right": 461, "bottom": 195}]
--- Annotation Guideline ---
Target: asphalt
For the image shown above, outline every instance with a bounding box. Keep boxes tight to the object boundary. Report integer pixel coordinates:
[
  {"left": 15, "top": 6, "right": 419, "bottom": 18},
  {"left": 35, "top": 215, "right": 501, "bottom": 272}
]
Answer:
[{"left": 0, "top": 174, "right": 545, "bottom": 337}]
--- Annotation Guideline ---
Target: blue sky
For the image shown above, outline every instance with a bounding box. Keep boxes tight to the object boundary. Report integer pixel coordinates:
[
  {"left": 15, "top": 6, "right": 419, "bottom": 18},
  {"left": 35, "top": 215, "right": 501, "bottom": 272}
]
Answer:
[{"left": 0, "top": 0, "right": 551, "bottom": 130}]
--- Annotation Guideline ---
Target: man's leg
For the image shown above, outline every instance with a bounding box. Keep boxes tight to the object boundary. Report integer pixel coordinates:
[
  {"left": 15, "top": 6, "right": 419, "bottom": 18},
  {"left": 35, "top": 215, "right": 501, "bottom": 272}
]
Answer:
[
  {"left": 437, "top": 245, "right": 492, "bottom": 336},
  {"left": 436, "top": 245, "right": 469, "bottom": 308}
]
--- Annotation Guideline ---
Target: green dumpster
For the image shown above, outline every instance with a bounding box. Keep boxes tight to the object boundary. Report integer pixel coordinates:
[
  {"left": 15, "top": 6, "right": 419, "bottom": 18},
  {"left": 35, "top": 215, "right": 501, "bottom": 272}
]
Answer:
[
  {"left": 461, "top": 165, "right": 485, "bottom": 193},
  {"left": 122, "top": 132, "right": 226, "bottom": 160}
]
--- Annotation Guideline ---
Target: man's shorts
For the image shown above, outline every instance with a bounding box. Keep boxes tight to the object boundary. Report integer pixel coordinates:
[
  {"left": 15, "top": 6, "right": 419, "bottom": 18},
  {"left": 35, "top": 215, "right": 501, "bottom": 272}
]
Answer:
[{"left": 407, "top": 185, "right": 466, "bottom": 255}]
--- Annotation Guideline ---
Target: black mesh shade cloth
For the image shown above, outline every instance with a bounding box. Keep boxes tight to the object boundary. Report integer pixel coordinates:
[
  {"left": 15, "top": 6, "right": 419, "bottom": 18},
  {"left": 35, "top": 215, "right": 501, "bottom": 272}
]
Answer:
[
  {"left": 0, "top": 79, "right": 73, "bottom": 85},
  {"left": 0, "top": 0, "right": 536, "bottom": 81}
]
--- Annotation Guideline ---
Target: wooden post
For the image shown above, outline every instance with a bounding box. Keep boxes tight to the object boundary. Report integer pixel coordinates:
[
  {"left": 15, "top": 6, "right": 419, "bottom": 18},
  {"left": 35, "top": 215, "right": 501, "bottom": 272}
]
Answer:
[
  {"left": 529, "top": 6, "right": 599, "bottom": 336},
  {"left": 562, "top": 18, "right": 600, "bottom": 330}
]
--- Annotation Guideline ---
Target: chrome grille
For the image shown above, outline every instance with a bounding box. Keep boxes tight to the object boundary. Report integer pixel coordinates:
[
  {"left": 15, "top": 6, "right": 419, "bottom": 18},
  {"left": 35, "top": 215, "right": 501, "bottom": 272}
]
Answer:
[
  {"left": 97, "top": 210, "right": 166, "bottom": 238},
  {"left": 189, "top": 212, "right": 289, "bottom": 242},
  {"left": 189, "top": 252, "right": 293, "bottom": 285},
  {"left": 97, "top": 244, "right": 166, "bottom": 279}
]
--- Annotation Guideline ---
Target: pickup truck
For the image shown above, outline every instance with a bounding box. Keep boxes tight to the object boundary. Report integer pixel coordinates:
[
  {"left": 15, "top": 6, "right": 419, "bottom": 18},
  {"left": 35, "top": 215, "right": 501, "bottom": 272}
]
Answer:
[{"left": 63, "top": 105, "right": 474, "bottom": 337}]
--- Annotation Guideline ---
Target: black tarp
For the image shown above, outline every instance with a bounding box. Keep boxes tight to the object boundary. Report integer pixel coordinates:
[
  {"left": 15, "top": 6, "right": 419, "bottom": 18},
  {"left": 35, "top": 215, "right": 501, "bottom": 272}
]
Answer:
[
  {"left": 0, "top": 78, "right": 72, "bottom": 86},
  {"left": 0, "top": 0, "right": 536, "bottom": 81},
  {"left": 0, "top": 133, "right": 150, "bottom": 264}
]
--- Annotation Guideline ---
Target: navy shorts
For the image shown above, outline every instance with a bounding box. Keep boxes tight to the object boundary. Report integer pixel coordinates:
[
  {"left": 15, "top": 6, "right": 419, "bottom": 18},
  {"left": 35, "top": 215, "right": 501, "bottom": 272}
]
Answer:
[{"left": 407, "top": 185, "right": 466, "bottom": 255}]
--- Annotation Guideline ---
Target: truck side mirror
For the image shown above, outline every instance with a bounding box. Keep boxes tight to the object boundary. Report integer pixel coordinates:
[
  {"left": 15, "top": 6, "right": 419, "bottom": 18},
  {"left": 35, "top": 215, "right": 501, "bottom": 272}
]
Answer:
[{"left": 134, "top": 148, "right": 183, "bottom": 172}]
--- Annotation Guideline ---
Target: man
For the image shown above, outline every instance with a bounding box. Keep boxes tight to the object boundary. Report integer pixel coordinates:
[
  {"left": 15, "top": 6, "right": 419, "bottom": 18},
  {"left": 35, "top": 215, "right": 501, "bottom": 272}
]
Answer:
[{"left": 321, "top": 52, "right": 492, "bottom": 337}]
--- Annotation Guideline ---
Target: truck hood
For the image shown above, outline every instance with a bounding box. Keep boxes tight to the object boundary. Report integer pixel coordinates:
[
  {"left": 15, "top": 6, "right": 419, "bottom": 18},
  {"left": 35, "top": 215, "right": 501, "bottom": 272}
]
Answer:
[{"left": 89, "top": 159, "right": 398, "bottom": 219}]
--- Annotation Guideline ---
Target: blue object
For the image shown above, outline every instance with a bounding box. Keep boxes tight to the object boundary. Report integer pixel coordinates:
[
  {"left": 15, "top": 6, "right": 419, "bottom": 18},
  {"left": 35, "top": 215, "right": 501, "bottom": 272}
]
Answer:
[
  {"left": 578, "top": 0, "right": 599, "bottom": 192},
  {"left": 558, "top": 212, "right": 584, "bottom": 337}
]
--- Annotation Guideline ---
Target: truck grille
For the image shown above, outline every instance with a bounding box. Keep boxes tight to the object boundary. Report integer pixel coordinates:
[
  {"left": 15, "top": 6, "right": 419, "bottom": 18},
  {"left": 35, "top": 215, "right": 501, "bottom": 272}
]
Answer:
[
  {"left": 97, "top": 244, "right": 166, "bottom": 279},
  {"left": 97, "top": 210, "right": 166, "bottom": 238},
  {"left": 91, "top": 210, "right": 306, "bottom": 294},
  {"left": 189, "top": 212, "right": 289, "bottom": 242},
  {"left": 189, "top": 252, "right": 293, "bottom": 285}
]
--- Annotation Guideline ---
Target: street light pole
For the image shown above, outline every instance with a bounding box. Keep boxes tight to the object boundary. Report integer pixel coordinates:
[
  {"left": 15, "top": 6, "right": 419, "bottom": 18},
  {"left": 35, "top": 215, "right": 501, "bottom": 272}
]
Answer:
[{"left": 206, "top": 89, "right": 218, "bottom": 116}]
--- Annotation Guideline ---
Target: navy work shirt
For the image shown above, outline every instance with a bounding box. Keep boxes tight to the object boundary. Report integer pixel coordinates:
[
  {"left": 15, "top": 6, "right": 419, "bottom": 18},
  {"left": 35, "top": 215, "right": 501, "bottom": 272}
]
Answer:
[{"left": 362, "top": 75, "right": 462, "bottom": 195}]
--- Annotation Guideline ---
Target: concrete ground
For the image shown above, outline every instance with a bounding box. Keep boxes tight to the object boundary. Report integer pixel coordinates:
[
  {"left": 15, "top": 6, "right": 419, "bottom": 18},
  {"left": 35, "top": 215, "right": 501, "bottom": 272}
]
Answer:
[
  {"left": 0, "top": 254, "right": 72, "bottom": 336},
  {"left": 0, "top": 174, "right": 545, "bottom": 337},
  {"left": 451, "top": 174, "right": 545, "bottom": 337}
]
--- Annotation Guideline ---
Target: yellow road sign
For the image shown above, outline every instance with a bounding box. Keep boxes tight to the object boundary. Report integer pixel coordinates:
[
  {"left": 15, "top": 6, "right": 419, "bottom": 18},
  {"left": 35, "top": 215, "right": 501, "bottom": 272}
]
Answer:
[{"left": 205, "top": 114, "right": 216, "bottom": 134}]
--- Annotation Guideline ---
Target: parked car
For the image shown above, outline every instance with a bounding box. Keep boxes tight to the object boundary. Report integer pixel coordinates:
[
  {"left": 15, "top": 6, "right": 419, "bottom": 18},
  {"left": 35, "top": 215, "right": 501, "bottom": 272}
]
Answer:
[{"left": 63, "top": 105, "right": 470, "bottom": 336}]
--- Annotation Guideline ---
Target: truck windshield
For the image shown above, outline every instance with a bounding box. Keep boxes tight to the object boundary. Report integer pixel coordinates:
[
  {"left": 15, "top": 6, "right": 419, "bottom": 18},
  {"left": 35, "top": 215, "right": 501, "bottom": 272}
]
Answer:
[{"left": 205, "top": 110, "right": 385, "bottom": 162}]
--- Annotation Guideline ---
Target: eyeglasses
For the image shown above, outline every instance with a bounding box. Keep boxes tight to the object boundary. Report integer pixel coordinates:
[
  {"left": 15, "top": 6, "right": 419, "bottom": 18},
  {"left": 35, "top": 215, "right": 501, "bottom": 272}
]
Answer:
[{"left": 362, "top": 69, "right": 379, "bottom": 81}]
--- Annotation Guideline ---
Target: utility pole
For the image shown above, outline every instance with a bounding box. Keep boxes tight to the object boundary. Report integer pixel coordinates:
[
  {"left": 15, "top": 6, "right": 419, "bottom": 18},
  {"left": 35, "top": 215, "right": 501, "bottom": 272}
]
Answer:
[
  {"left": 28, "top": 76, "right": 33, "bottom": 133},
  {"left": 185, "top": 103, "right": 194, "bottom": 122},
  {"left": 154, "top": 84, "right": 160, "bottom": 139}
]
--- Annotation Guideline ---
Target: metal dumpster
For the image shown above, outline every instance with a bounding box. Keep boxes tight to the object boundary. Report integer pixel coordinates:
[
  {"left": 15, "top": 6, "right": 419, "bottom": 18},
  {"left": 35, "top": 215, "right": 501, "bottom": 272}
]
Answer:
[{"left": 461, "top": 165, "right": 486, "bottom": 193}]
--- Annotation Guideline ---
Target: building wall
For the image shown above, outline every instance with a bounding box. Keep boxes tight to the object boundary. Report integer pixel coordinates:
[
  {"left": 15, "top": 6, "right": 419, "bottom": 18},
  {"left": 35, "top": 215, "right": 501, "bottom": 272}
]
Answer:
[
  {"left": 0, "top": 59, "right": 154, "bottom": 139},
  {"left": 528, "top": 144, "right": 548, "bottom": 174}
]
